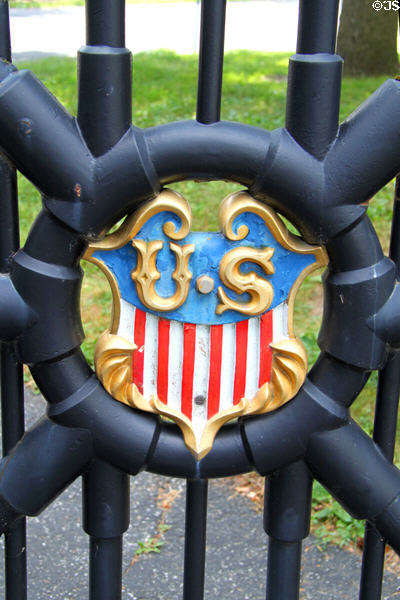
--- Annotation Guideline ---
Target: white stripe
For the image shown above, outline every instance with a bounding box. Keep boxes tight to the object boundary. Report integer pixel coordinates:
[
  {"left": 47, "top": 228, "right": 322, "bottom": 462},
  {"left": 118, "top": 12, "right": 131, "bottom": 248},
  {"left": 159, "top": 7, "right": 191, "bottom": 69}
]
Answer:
[
  {"left": 219, "top": 323, "right": 236, "bottom": 411},
  {"left": 272, "top": 302, "right": 289, "bottom": 340},
  {"left": 192, "top": 325, "right": 210, "bottom": 434},
  {"left": 167, "top": 320, "right": 184, "bottom": 411},
  {"left": 143, "top": 313, "right": 158, "bottom": 399},
  {"left": 245, "top": 316, "right": 261, "bottom": 401},
  {"left": 117, "top": 299, "right": 136, "bottom": 341}
]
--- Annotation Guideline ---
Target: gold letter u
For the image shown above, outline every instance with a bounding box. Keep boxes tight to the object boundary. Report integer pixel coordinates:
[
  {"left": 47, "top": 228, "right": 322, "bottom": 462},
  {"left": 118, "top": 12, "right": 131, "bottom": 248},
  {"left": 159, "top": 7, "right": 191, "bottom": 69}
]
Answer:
[{"left": 131, "top": 240, "right": 194, "bottom": 312}]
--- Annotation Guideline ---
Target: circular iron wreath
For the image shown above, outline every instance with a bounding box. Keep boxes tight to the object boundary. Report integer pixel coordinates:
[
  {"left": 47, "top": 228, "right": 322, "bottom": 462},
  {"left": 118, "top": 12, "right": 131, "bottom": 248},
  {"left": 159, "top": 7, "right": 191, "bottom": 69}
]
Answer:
[{"left": 13, "top": 119, "right": 395, "bottom": 482}]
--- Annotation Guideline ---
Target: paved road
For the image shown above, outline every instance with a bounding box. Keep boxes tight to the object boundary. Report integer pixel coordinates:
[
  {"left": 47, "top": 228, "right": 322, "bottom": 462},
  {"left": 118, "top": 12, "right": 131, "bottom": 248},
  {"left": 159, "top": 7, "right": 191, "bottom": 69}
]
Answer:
[
  {"left": 10, "top": 1, "right": 299, "bottom": 61},
  {"left": 0, "top": 389, "right": 399, "bottom": 599}
]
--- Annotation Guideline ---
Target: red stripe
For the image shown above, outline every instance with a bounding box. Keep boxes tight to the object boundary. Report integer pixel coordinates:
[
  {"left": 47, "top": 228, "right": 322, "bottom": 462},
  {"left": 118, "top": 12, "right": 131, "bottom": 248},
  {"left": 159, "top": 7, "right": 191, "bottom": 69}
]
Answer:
[
  {"left": 181, "top": 323, "right": 196, "bottom": 420},
  {"left": 259, "top": 311, "right": 273, "bottom": 386},
  {"left": 233, "top": 320, "right": 248, "bottom": 405},
  {"left": 157, "top": 319, "right": 170, "bottom": 404},
  {"left": 207, "top": 325, "right": 223, "bottom": 419},
  {"left": 132, "top": 308, "right": 146, "bottom": 394}
]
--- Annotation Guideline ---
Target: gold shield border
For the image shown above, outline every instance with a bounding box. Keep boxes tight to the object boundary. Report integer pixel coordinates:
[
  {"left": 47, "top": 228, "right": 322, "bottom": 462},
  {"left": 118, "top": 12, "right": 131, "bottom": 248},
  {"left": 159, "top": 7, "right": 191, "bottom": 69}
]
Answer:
[{"left": 84, "top": 189, "right": 327, "bottom": 459}]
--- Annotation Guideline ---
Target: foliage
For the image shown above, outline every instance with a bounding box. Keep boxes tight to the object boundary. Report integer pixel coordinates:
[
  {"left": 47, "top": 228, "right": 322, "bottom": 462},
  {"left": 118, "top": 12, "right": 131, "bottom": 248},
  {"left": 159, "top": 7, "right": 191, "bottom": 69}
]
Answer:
[
  {"left": 16, "top": 52, "right": 398, "bottom": 548},
  {"left": 312, "top": 481, "right": 365, "bottom": 548}
]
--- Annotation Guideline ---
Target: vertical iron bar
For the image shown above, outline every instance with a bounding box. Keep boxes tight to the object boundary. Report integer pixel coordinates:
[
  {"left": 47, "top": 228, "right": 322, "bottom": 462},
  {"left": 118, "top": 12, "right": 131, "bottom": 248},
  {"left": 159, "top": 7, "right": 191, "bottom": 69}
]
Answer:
[
  {"left": 80, "top": 2, "right": 131, "bottom": 599},
  {"left": 359, "top": 177, "right": 400, "bottom": 600},
  {"left": 296, "top": 0, "right": 340, "bottom": 55},
  {"left": 183, "top": 479, "right": 208, "bottom": 600},
  {"left": 83, "top": 461, "right": 129, "bottom": 600},
  {"left": 89, "top": 537, "right": 123, "bottom": 599},
  {"left": 196, "top": 0, "right": 227, "bottom": 124},
  {"left": 264, "top": 461, "right": 313, "bottom": 600},
  {"left": 0, "top": 0, "right": 11, "bottom": 61},
  {"left": 0, "top": 3, "right": 27, "bottom": 599},
  {"left": 86, "top": 0, "right": 125, "bottom": 48},
  {"left": 287, "top": 0, "right": 341, "bottom": 161},
  {"left": 266, "top": 540, "right": 302, "bottom": 599},
  {"left": 272, "top": 3, "right": 340, "bottom": 593},
  {"left": 187, "top": 1, "right": 225, "bottom": 594}
]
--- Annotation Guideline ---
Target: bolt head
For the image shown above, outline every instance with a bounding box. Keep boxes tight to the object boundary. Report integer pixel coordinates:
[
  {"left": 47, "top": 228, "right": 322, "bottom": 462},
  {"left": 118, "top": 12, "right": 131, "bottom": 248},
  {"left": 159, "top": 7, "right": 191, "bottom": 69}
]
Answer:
[{"left": 196, "top": 275, "right": 214, "bottom": 294}]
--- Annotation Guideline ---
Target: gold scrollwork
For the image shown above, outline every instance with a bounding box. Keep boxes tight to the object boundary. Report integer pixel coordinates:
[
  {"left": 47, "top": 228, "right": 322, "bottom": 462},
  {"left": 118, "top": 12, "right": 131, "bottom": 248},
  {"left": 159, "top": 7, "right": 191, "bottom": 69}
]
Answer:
[
  {"left": 219, "top": 190, "right": 328, "bottom": 334},
  {"left": 90, "top": 188, "right": 192, "bottom": 253},
  {"left": 247, "top": 337, "right": 308, "bottom": 415},
  {"left": 131, "top": 240, "right": 195, "bottom": 312},
  {"left": 94, "top": 331, "right": 154, "bottom": 413},
  {"left": 152, "top": 396, "right": 248, "bottom": 460},
  {"left": 87, "top": 188, "right": 328, "bottom": 460},
  {"left": 94, "top": 327, "right": 308, "bottom": 459},
  {"left": 217, "top": 246, "right": 275, "bottom": 316},
  {"left": 84, "top": 189, "right": 193, "bottom": 332}
]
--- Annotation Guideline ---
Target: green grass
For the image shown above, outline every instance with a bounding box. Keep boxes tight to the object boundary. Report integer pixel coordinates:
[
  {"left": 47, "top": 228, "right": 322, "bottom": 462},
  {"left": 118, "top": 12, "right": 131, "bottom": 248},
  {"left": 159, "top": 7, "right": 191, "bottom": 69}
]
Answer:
[{"left": 16, "top": 51, "right": 398, "bottom": 548}]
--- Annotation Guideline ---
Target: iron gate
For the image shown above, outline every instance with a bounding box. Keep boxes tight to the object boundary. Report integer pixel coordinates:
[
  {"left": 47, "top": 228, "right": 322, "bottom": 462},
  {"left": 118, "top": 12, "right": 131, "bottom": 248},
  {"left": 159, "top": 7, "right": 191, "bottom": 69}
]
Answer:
[{"left": 0, "top": 0, "right": 400, "bottom": 598}]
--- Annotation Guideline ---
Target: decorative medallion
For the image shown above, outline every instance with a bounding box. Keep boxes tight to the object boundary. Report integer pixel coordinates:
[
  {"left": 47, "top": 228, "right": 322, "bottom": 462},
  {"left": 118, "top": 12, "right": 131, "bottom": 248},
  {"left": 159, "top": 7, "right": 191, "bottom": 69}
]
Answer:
[{"left": 84, "top": 189, "right": 327, "bottom": 459}]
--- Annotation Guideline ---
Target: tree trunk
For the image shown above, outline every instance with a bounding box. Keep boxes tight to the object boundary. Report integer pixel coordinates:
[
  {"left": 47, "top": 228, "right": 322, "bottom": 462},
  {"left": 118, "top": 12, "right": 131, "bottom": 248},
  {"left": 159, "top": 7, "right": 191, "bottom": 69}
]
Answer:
[{"left": 337, "top": 0, "right": 399, "bottom": 76}]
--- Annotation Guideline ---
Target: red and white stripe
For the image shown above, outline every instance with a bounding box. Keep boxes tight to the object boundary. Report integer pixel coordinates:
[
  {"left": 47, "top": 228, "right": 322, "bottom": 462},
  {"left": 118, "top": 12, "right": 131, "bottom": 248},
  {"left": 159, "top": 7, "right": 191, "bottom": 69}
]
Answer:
[{"left": 118, "top": 299, "right": 288, "bottom": 431}]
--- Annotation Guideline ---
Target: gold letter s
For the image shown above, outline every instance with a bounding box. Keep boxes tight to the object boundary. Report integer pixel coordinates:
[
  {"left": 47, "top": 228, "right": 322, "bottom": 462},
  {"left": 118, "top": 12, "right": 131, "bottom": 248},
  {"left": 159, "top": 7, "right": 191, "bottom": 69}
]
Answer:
[
  {"left": 217, "top": 247, "right": 275, "bottom": 316},
  {"left": 131, "top": 240, "right": 194, "bottom": 312}
]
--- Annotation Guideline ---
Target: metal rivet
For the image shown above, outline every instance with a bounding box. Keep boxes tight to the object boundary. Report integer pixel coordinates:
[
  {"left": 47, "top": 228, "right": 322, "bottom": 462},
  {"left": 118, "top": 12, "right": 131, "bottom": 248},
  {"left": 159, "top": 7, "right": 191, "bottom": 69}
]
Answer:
[
  {"left": 195, "top": 395, "right": 205, "bottom": 406},
  {"left": 196, "top": 275, "right": 214, "bottom": 294}
]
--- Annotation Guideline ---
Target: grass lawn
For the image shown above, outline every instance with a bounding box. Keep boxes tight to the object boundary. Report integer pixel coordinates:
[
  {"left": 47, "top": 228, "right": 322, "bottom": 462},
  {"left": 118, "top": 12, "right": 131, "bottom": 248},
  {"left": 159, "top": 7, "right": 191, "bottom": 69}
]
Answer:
[{"left": 16, "top": 51, "right": 397, "bottom": 550}]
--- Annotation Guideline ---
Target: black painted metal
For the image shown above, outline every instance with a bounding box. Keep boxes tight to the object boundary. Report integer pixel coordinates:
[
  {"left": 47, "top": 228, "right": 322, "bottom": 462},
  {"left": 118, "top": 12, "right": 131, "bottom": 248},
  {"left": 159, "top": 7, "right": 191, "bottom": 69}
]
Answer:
[
  {"left": 78, "top": 3, "right": 131, "bottom": 598},
  {"left": 0, "top": 1, "right": 398, "bottom": 598},
  {"left": 86, "top": 0, "right": 125, "bottom": 48},
  {"left": 0, "top": 1, "right": 11, "bottom": 61},
  {"left": 266, "top": 540, "right": 302, "bottom": 600},
  {"left": 359, "top": 178, "right": 400, "bottom": 600},
  {"left": 296, "top": 0, "right": 340, "bottom": 55},
  {"left": 0, "top": 2, "right": 27, "bottom": 598},
  {"left": 183, "top": 479, "right": 208, "bottom": 600},
  {"left": 264, "top": 461, "right": 312, "bottom": 599},
  {"left": 89, "top": 537, "right": 123, "bottom": 600},
  {"left": 183, "top": 6, "right": 229, "bottom": 592},
  {"left": 264, "top": 8, "right": 340, "bottom": 593},
  {"left": 84, "top": 460, "right": 129, "bottom": 600},
  {"left": 196, "top": 0, "right": 226, "bottom": 124}
]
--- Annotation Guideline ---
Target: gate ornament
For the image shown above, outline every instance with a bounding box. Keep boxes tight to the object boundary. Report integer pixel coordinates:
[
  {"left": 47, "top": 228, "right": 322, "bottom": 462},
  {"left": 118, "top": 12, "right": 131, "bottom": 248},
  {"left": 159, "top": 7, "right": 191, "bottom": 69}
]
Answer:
[
  {"left": 85, "top": 189, "right": 327, "bottom": 458},
  {"left": 2, "top": 1, "right": 400, "bottom": 597}
]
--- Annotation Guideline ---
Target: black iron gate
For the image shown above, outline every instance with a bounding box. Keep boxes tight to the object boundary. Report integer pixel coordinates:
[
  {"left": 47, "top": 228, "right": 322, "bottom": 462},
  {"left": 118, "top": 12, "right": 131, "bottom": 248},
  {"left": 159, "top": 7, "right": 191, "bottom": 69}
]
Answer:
[{"left": 1, "top": 1, "right": 400, "bottom": 598}]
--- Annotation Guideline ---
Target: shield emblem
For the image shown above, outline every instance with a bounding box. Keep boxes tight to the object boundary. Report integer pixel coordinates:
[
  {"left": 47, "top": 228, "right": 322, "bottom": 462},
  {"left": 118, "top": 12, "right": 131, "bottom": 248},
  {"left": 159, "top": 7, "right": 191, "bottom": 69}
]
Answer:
[{"left": 85, "top": 190, "right": 327, "bottom": 459}]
